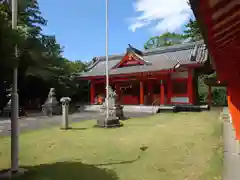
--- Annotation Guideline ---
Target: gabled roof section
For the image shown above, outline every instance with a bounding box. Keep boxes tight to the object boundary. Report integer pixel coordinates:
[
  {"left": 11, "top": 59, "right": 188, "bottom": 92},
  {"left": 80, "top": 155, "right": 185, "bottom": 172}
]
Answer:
[
  {"left": 113, "top": 44, "right": 151, "bottom": 69},
  {"left": 77, "top": 41, "right": 208, "bottom": 78}
]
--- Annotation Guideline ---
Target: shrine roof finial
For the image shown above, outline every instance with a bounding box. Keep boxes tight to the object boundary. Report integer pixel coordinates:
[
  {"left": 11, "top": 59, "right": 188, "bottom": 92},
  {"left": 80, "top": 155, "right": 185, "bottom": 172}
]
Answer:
[{"left": 127, "top": 44, "right": 143, "bottom": 56}]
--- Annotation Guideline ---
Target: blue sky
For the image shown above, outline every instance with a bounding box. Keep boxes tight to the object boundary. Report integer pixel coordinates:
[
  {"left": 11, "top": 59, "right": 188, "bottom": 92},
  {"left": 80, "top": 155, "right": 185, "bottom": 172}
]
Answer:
[{"left": 39, "top": 0, "right": 192, "bottom": 62}]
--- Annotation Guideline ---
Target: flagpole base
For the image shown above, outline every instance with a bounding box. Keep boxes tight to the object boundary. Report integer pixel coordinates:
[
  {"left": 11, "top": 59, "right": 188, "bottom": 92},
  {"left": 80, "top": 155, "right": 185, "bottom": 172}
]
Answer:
[{"left": 0, "top": 168, "right": 27, "bottom": 179}]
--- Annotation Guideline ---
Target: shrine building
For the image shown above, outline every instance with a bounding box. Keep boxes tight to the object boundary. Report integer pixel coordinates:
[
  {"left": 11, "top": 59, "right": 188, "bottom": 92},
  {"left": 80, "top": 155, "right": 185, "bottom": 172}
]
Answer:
[{"left": 77, "top": 41, "right": 210, "bottom": 106}]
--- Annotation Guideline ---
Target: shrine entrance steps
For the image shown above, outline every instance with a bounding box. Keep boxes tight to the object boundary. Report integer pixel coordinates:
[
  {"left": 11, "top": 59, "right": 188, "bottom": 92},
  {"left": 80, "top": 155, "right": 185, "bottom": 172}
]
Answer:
[{"left": 78, "top": 105, "right": 158, "bottom": 113}]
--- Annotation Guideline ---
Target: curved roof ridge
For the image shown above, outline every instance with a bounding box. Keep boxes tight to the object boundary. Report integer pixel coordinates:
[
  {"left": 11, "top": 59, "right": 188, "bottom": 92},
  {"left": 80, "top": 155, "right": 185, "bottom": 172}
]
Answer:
[
  {"left": 143, "top": 40, "right": 204, "bottom": 56},
  {"left": 94, "top": 40, "right": 204, "bottom": 62}
]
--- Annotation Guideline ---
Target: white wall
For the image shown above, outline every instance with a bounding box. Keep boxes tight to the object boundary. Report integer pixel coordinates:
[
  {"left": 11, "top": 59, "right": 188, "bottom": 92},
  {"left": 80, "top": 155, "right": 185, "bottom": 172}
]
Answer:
[
  {"left": 171, "top": 70, "right": 188, "bottom": 79},
  {"left": 171, "top": 97, "right": 189, "bottom": 103}
]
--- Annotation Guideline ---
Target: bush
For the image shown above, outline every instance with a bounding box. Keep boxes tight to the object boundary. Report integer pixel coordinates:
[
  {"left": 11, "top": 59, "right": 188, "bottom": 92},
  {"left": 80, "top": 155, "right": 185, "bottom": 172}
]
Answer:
[
  {"left": 212, "top": 88, "right": 227, "bottom": 106},
  {"left": 198, "top": 75, "right": 227, "bottom": 106}
]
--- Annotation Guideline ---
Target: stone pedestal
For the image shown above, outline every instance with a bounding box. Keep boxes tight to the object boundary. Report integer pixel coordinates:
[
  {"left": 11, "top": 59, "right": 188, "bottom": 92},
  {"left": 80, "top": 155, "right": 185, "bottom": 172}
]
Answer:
[
  {"left": 96, "top": 116, "right": 121, "bottom": 128},
  {"left": 113, "top": 105, "right": 125, "bottom": 120},
  {"left": 96, "top": 86, "right": 123, "bottom": 128}
]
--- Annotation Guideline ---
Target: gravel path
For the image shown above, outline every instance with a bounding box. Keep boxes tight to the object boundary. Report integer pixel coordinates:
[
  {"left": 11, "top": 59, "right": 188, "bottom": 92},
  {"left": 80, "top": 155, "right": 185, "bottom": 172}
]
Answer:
[
  {"left": 0, "top": 111, "right": 152, "bottom": 136},
  {"left": 222, "top": 107, "right": 240, "bottom": 180}
]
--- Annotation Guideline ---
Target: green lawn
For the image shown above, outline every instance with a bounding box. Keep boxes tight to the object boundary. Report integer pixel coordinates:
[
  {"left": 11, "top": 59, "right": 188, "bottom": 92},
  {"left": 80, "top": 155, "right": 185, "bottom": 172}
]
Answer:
[{"left": 0, "top": 109, "right": 223, "bottom": 180}]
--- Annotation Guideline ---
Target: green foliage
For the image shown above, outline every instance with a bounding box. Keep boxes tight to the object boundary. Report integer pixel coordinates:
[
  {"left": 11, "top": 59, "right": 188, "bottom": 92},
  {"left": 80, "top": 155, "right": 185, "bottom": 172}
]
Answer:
[
  {"left": 198, "top": 74, "right": 227, "bottom": 106},
  {"left": 184, "top": 19, "right": 202, "bottom": 42},
  {"left": 144, "top": 18, "right": 202, "bottom": 50},
  {"left": 144, "top": 32, "right": 186, "bottom": 50},
  {"left": 212, "top": 88, "right": 227, "bottom": 106},
  {"left": 0, "top": 0, "right": 88, "bottom": 110}
]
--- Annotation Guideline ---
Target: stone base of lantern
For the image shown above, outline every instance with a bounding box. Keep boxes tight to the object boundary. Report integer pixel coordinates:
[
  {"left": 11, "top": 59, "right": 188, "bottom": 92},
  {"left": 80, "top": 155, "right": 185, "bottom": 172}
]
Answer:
[{"left": 96, "top": 116, "right": 122, "bottom": 128}]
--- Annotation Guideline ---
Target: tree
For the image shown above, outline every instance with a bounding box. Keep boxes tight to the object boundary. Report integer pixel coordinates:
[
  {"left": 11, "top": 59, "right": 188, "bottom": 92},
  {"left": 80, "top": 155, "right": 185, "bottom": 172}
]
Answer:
[
  {"left": 184, "top": 19, "right": 202, "bottom": 42},
  {"left": 0, "top": 0, "right": 89, "bottom": 110},
  {"left": 144, "top": 32, "right": 186, "bottom": 50}
]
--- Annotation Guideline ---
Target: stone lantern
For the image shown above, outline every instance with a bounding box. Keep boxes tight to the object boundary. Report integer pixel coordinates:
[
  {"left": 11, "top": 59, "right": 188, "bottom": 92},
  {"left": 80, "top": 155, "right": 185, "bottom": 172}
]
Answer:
[{"left": 60, "top": 97, "right": 71, "bottom": 130}]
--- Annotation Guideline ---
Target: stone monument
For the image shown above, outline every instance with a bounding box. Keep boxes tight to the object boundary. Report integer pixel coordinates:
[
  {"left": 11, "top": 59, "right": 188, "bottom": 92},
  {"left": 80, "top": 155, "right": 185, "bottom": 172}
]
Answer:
[
  {"left": 42, "top": 88, "right": 61, "bottom": 116},
  {"left": 97, "top": 86, "right": 124, "bottom": 127},
  {"left": 1, "top": 92, "right": 26, "bottom": 117}
]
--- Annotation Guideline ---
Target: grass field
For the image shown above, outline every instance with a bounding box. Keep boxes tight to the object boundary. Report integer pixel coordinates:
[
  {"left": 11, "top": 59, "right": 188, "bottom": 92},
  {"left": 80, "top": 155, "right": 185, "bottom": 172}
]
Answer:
[{"left": 0, "top": 109, "right": 223, "bottom": 180}]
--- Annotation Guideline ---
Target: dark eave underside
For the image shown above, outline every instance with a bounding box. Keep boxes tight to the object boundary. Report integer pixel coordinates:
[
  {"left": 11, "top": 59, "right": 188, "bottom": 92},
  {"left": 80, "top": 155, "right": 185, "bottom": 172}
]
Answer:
[{"left": 189, "top": 0, "right": 240, "bottom": 81}]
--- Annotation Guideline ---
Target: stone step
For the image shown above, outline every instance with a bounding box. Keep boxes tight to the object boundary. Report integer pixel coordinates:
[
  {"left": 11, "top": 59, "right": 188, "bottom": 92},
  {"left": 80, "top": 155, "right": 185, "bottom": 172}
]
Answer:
[
  {"left": 123, "top": 105, "right": 158, "bottom": 113},
  {"left": 79, "top": 105, "right": 101, "bottom": 112},
  {"left": 79, "top": 105, "right": 157, "bottom": 113}
]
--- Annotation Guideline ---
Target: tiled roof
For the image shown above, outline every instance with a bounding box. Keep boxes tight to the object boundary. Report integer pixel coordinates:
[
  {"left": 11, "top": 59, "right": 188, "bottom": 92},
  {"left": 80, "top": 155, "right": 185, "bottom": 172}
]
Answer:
[{"left": 78, "top": 41, "right": 208, "bottom": 78}]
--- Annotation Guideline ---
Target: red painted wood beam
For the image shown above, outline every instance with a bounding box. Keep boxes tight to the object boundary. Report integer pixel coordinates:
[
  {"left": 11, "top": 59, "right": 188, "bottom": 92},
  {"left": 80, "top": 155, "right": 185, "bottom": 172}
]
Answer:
[
  {"left": 92, "top": 75, "right": 170, "bottom": 84},
  {"left": 215, "top": 29, "right": 240, "bottom": 45},
  {"left": 218, "top": 39, "right": 239, "bottom": 51},
  {"left": 212, "top": 21, "right": 240, "bottom": 39},
  {"left": 113, "top": 55, "right": 128, "bottom": 69},
  {"left": 113, "top": 53, "right": 145, "bottom": 69},
  {"left": 160, "top": 80, "right": 165, "bottom": 105},
  {"left": 77, "top": 69, "right": 174, "bottom": 81},
  {"left": 217, "top": 34, "right": 240, "bottom": 49},
  {"left": 172, "top": 78, "right": 188, "bottom": 82},
  {"left": 79, "top": 73, "right": 171, "bottom": 82},
  {"left": 171, "top": 93, "right": 189, "bottom": 97},
  {"left": 199, "top": 0, "right": 228, "bottom": 81},
  {"left": 211, "top": 0, "right": 235, "bottom": 11},
  {"left": 212, "top": 4, "right": 240, "bottom": 26}
]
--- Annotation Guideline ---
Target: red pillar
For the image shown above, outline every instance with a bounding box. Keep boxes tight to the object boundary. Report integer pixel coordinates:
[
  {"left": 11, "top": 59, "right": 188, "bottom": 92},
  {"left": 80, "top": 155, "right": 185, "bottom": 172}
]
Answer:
[
  {"left": 140, "top": 81, "right": 144, "bottom": 105},
  {"left": 160, "top": 80, "right": 165, "bottom": 105},
  {"left": 227, "top": 83, "right": 240, "bottom": 140},
  {"left": 148, "top": 81, "right": 153, "bottom": 104},
  {"left": 90, "top": 81, "right": 95, "bottom": 104},
  {"left": 208, "top": 86, "right": 212, "bottom": 106},
  {"left": 167, "top": 74, "right": 172, "bottom": 104},
  {"left": 188, "top": 69, "right": 193, "bottom": 104}
]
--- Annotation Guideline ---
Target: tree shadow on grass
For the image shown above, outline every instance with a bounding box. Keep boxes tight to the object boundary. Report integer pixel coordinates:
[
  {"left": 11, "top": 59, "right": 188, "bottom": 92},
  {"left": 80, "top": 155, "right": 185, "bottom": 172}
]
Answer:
[{"left": 14, "top": 161, "right": 119, "bottom": 180}]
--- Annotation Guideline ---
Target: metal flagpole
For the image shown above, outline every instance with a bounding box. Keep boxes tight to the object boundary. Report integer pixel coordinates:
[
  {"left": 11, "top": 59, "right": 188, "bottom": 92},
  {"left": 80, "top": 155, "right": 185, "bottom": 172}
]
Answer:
[
  {"left": 11, "top": 0, "right": 19, "bottom": 172},
  {"left": 105, "top": 0, "right": 109, "bottom": 123}
]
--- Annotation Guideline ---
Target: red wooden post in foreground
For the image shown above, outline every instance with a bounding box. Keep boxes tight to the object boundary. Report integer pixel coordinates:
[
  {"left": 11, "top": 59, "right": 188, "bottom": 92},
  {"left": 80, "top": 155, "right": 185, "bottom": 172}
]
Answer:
[
  {"left": 140, "top": 81, "right": 144, "bottom": 105},
  {"left": 90, "top": 81, "right": 95, "bottom": 104},
  {"left": 227, "top": 83, "right": 240, "bottom": 140},
  {"left": 167, "top": 75, "right": 172, "bottom": 104},
  {"left": 188, "top": 69, "right": 193, "bottom": 104}
]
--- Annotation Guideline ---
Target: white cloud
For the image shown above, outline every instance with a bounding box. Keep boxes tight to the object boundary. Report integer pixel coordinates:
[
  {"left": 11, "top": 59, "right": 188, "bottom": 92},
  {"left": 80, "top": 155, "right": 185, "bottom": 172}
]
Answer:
[{"left": 128, "top": 0, "right": 192, "bottom": 33}]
